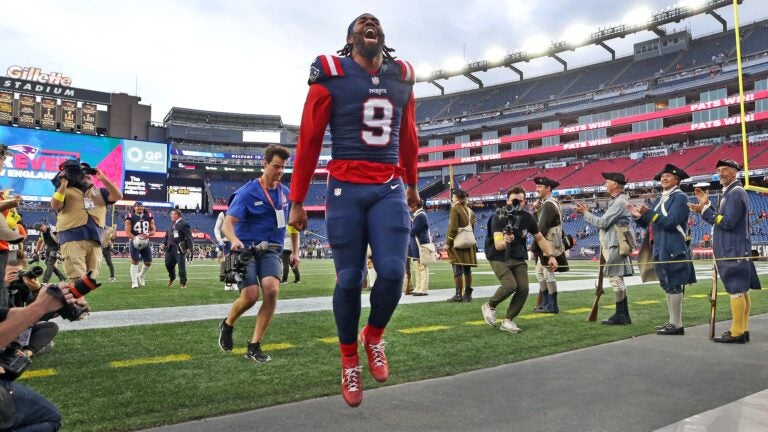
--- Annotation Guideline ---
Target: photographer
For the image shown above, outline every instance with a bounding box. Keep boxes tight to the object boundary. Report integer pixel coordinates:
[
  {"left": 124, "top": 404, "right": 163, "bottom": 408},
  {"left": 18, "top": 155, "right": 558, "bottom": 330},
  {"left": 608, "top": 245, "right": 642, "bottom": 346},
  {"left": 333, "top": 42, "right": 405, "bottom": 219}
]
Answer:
[
  {"left": 5, "top": 251, "right": 58, "bottom": 357},
  {"left": 0, "top": 193, "right": 25, "bottom": 309},
  {"left": 50, "top": 160, "right": 122, "bottom": 281},
  {"left": 218, "top": 145, "right": 292, "bottom": 363},
  {"left": 32, "top": 223, "right": 66, "bottom": 284},
  {"left": 481, "top": 187, "right": 557, "bottom": 333},
  {"left": 0, "top": 281, "right": 80, "bottom": 432}
]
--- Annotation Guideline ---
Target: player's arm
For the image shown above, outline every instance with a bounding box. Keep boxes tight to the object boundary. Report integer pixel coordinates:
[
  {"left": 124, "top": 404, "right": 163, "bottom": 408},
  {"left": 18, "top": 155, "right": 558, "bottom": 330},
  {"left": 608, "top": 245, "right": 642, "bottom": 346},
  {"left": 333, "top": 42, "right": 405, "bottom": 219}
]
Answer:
[
  {"left": 148, "top": 218, "right": 157, "bottom": 236},
  {"left": 125, "top": 217, "right": 134, "bottom": 240}
]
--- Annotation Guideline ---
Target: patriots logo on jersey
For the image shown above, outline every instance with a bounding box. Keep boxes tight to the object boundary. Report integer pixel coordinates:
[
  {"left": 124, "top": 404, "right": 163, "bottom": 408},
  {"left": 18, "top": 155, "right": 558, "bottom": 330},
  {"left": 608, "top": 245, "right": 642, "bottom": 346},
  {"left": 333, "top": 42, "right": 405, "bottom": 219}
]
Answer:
[
  {"left": 309, "top": 66, "right": 320, "bottom": 83},
  {"left": 371, "top": 76, "right": 379, "bottom": 86}
]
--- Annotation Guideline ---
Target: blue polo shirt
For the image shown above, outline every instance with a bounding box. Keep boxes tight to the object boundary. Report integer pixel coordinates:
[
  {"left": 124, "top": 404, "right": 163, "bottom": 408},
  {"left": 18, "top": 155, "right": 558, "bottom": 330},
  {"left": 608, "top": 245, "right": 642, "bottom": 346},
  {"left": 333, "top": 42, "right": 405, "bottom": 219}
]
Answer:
[{"left": 226, "top": 179, "right": 290, "bottom": 247}]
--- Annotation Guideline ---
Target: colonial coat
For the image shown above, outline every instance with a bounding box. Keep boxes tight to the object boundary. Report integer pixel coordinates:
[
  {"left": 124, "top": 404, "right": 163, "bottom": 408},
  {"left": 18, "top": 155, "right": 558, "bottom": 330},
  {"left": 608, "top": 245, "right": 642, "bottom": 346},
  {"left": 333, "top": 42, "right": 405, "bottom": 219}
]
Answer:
[
  {"left": 408, "top": 208, "right": 431, "bottom": 260},
  {"left": 446, "top": 203, "right": 478, "bottom": 266},
  {"left": 635, "top": 187, "right": 696, "bottom": 288},
  {"left": 582, "top": 193, "right": 634, "bottom": 277},
  {"left": 701, "top": 181, "right": 761, "bottom": 293}
]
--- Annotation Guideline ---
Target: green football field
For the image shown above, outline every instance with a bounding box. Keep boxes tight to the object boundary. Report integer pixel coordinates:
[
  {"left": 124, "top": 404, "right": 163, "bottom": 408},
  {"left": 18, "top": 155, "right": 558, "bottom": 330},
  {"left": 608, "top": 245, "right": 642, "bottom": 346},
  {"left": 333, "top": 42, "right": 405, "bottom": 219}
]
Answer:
[{"left": 18, "top": 258, "right": 768, "bottom": 432}]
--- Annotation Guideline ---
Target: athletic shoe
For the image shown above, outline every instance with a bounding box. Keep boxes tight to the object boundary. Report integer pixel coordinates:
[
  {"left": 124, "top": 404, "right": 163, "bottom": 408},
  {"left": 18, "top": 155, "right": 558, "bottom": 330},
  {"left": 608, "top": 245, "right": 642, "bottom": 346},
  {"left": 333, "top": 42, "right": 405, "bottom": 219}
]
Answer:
[
  {"left": 218, "top": 319, "right": 234, "bottom": 352},
  {"left": 341, "top": 355, "right": 363, "bottom": 407},
  {"left": 180, "top": 284, "right": 187, "bottom": 289},
  {"left": 359, "top": 328, "right": 388, "bottom": 383},
  {"left": 138, "top": 274, "right": 146, "bottom": 287},
  {"left": 499, "top": 319, "right": 522, "bottom": 333},
  {"left": 482, "top": 302, "right": 497, "bottom": 327},
  {"left": 293, "top": 280, "right": 301, "bottom": 284},
  {"left": 36, "top": 341, "right": 55, "bottom": 356},
  {"left": 131, "top": 284, "right": 138, "bottom": 289},
  {"left": 108, "top": 277, "right": 116, "bottom": 282},
  {"left": 167, "top": 279, "right": 175, "bottom": 288},
  {"left": 244, "top": 342, "right": 272, "bottom": 363}
]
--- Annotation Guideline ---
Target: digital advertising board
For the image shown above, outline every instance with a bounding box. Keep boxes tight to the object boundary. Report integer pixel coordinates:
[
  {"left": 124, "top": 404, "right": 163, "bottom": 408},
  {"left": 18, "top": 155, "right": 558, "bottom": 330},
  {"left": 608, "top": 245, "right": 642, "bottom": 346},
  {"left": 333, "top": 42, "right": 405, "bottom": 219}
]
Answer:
[{"left": 0, "top": 125, "right": 168, "bottom": 202}]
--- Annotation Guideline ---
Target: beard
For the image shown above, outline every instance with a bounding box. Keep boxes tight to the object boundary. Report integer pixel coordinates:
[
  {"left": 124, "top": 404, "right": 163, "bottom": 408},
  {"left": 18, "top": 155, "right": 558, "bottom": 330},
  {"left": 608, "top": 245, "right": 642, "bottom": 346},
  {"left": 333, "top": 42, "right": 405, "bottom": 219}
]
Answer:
[{"left": 351, "top": 32, "right": 385, "bottom": 60}]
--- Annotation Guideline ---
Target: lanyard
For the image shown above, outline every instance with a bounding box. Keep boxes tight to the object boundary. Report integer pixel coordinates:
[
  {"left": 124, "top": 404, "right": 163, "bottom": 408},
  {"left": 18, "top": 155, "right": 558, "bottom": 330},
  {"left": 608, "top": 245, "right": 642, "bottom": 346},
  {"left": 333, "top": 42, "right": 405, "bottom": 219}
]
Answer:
[{"left": 258, "top": 177, "right": 282, "bottom": 210}]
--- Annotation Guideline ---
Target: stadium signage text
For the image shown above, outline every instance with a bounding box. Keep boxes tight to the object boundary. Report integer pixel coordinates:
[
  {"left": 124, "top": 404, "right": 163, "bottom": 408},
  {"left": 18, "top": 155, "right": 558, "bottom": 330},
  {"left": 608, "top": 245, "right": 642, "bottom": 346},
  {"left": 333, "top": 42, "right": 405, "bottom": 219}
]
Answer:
[{"left": 6, "top": 66, "right": 72, "bottom": 87}]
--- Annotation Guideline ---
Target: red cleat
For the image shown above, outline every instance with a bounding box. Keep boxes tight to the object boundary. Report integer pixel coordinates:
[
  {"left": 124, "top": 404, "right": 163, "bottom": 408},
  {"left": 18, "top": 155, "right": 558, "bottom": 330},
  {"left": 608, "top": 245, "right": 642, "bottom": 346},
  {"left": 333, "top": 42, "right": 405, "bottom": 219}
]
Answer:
[
  {"left": 360, "top": 329, "right": 389, "bottom": 383},
  {"left": 341, "top": 354, "right": 362, "bottom": 407}
]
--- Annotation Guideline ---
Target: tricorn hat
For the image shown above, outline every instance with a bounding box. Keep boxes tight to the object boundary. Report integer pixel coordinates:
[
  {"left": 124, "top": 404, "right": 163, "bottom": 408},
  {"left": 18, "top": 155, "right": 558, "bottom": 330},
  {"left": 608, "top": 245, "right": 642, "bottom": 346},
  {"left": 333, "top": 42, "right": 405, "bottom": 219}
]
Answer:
[
  {"left": 654, "top": 164, "right": 689, "bottom": 181},
  {"left": 451, "top": 188, "right": 467, "bottom": 198},
  {"left": 533, "top": 176, "right": 559, "bottom": 188},
  {"left": 602, "top": 172, "right": 627, "bottom": 185}
]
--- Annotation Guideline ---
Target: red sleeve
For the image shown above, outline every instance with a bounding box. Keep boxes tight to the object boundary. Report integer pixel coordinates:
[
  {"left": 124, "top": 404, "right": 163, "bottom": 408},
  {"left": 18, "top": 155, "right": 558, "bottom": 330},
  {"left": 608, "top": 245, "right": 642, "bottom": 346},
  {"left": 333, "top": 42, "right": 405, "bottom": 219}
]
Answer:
[
  {"left": 289, "top": 84, "right": 332, "bottom": 203},
  {"left": 398, "top": 92, "right": 419, "bottom": 187}
]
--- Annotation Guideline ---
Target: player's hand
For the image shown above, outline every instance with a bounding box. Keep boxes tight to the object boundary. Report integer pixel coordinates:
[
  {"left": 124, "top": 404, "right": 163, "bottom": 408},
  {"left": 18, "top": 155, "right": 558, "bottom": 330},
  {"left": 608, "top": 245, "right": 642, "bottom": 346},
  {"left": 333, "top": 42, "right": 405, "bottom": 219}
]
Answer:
[
  {"left": 289, "top": 203, "right": 307, "bottom": 231},
  {"left": 406, "top": 186, "right": 420, "bottom": 209}
]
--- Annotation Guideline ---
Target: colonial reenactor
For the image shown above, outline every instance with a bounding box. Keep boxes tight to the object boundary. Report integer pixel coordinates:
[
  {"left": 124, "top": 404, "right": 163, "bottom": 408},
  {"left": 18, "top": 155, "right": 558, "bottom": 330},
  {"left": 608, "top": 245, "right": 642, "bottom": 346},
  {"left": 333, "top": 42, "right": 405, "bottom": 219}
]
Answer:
[
  {"left": 575, "top": 173, "right": 634, "bottom": 325},
  {"left": 628, "top": 164, "right": 696, "bottom": 335},
  {"left": 689, "top": 159, "right": 761, "bottom": 343},
  {"left": 532, "top": 176, "right": 564, "bottom": 313}
]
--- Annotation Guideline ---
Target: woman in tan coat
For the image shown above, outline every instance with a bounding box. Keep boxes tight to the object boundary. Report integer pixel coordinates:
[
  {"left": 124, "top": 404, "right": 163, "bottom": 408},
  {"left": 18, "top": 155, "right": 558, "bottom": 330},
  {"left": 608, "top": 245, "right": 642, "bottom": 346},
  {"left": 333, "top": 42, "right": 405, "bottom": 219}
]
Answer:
[{"left": 445, "top": 188, "right": 478, "bottom": 302}]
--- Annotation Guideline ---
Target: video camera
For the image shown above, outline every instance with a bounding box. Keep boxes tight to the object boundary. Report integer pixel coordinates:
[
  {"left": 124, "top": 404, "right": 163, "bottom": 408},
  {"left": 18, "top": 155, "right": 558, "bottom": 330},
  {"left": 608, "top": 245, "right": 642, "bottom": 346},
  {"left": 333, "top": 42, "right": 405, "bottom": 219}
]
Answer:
[
  {"left": 51, "top": 158, "right": 98, "bottom": 189},
  {"left": 219, "top": 241, "right": 270, "bottom": 284},
  {"left": 0, "top": 346, "right": 31, "bottom": 381},
  {"left": 496, "top": 198, "right": 523, "bottom": 237}
]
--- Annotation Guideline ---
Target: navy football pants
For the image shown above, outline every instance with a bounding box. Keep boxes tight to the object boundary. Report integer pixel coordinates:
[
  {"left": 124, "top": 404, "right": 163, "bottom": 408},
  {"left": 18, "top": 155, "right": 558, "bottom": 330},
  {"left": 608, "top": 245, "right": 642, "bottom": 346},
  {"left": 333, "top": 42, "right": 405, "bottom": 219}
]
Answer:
[{"left": 325, "top": 176, "right": 410, "bottom": 344}]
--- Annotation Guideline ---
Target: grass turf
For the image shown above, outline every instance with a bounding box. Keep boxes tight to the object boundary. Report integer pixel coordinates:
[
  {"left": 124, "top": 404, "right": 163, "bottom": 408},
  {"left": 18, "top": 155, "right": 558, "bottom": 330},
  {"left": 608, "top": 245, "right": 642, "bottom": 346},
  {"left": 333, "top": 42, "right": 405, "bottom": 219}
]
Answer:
[{"left": 18, "top": 258, "right": 768, "bottom": 431}]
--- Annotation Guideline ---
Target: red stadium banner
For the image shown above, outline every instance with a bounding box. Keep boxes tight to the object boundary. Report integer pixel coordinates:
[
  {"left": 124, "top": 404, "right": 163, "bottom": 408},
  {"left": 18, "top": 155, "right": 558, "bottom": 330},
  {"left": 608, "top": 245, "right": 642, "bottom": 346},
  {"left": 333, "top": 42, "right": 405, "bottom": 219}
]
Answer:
[
  {"left": 417, "top": 89, "right": 768, "bottom": 156},
  {"left": 81, "top": 103, "right": 97, "bottom": 134},
  {"left": 61, "top": 99, "right": 76, "bottom": 131},
  {"left": 40, "top": 97, "right": 57, "bottom": 130},
  {"left": 17, "top": 94, "right": 36, "bottom": 127},
  {"left": 0, "top": 91, "right": 12, "bottom": 124},
  {"left": 418, "top": 110, "right": 768, "bottom": 169}
]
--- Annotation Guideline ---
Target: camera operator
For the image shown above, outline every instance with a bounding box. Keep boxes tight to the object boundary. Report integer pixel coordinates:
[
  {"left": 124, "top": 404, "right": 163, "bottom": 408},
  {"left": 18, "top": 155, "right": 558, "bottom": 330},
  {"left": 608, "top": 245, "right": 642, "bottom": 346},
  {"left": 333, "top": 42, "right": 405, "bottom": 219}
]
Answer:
[
  {"left": 33, "top": 222, "right": 66, "bottom": 284},
  {"left": 0, "top": 280, "right": 81, "bottom": 432},
  {"left": 218, "top": 145, "right": 293, "bottom": 363},
  {"left": 481, "top": 186, "right": 557, "bottom": 333},
  {"left": 5, "top": 251, "right": 58, "bottom": 357},
  {"left": 50, "top": 160, "right": 122, "bottom": 281}
]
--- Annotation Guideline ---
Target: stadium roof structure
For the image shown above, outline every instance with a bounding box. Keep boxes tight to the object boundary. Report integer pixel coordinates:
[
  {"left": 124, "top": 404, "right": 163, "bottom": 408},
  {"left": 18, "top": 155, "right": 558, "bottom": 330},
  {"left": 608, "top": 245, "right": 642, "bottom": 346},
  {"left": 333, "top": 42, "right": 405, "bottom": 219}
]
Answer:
[
  {"left": 163, "top": 107, "right": 283, "bottom": 130},
  {"left": 418, "top": 0, "right": 742, "bottom": 94}
]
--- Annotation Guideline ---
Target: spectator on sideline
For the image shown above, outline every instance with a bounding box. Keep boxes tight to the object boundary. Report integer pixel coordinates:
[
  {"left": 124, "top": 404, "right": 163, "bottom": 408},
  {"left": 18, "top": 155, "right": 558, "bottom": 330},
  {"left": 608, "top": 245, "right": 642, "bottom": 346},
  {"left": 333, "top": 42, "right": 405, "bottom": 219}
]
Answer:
[
  {"left": 101, "top": 223, "right": 117, "bottom": 282},
  {"left": 409, "top": 200, "right": 432, "bottom": 296},
  {"left": 164, "top": 209, "right": 193, "bottom": 289},
  {"left": 445, "top": 188, "right": 477, "bottom": 302}
]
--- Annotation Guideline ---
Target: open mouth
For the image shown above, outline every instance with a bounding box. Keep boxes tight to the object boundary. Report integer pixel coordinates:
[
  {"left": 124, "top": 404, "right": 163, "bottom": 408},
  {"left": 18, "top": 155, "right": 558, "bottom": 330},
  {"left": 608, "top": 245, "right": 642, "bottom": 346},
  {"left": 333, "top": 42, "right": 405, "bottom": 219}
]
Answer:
[{"left": 363, "top": 27, "right": 378, "bottom": 43}]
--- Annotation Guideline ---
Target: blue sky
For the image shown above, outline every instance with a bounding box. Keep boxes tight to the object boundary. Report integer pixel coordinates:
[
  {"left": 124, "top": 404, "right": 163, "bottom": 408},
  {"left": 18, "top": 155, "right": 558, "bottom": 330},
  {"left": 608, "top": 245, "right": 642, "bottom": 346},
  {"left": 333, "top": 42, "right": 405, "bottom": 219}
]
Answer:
[{"left": 1, "top": 0, "right": 764, "bottom": 125}]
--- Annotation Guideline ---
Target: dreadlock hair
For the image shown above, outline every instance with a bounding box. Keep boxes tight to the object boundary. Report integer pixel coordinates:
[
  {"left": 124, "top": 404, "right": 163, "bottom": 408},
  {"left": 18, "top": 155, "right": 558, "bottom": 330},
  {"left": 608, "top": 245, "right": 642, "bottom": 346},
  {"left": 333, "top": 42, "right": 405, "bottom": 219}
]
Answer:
[{"left": 337, "top": 43, "right": 397, "bottom": 61}]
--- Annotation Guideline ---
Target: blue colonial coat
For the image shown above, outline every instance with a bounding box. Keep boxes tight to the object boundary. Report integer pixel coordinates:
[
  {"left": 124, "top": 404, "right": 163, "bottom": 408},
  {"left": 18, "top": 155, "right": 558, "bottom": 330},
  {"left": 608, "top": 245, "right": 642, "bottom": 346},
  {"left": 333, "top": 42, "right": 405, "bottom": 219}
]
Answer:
[
  {"left": 701, "top": 181, "right": 761, "bottom": 293},
  {"left": 635, "top": 187, "right": 697, "bottom": 287},
  {"left": 408, "top": 208, "right": 431, "bottom": 259}
]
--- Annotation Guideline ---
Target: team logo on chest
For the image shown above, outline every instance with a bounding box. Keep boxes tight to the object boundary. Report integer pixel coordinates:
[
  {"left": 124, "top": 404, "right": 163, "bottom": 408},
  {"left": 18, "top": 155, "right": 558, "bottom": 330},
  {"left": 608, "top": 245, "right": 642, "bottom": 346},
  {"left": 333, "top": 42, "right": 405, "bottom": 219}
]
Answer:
[
  {"left": 334, "top": 188, "right": 342, "bottom": 197},
  {"left": 371, "top": 76, "right": 379, "bottom": 86}
]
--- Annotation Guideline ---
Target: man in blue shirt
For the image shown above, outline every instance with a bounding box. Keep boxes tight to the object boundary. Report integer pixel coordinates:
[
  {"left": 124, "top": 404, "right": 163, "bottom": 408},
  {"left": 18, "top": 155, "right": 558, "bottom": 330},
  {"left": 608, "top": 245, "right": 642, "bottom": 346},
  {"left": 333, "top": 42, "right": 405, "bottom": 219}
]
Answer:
[{"left": 218, "top": 145, "right": 294, "bottom": 363}]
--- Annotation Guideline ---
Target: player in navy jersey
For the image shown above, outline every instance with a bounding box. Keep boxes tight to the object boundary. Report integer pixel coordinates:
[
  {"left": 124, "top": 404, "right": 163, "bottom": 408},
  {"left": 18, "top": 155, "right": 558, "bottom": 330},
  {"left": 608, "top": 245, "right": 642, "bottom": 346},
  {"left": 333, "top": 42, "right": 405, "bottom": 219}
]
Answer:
[
  {"left": 289, "top": 13, "right": 420, "bottom": 407},
  {"left": 125, "top": 202, "right": 157, "bottom": 289}
]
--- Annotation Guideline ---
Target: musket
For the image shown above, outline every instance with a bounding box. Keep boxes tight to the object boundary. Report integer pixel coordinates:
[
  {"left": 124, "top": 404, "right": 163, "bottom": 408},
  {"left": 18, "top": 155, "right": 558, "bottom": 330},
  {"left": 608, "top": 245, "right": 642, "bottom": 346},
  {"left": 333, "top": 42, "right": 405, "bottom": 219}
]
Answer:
[
  {"left": 587, "top": 252, "right": 606, "bottom": 322},
  {"left": 709, "top": 258, "right": 718, "bottom": 340}
]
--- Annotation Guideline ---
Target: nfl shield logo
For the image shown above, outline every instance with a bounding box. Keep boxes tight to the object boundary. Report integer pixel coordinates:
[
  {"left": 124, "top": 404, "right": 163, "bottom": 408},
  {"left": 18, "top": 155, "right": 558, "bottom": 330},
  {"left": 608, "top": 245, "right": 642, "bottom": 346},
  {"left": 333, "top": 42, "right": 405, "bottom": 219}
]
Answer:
[
  {"left": 334, "top": 188, "right": 342, "bottom": 196},
  {"left": 371, "top": 76, "right": 380, "bottom": 86}
]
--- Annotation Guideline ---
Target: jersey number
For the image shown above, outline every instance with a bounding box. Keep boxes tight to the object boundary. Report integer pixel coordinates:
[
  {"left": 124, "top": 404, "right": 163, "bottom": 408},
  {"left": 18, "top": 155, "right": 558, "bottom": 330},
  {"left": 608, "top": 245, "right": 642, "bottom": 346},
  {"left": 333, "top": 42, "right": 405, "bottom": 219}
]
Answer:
[
  {"left": 362, "top": 98, "right": 393, "bottom": 146},
  {"left": 134, "top": 221, "right": 150, "bottom": 234}
]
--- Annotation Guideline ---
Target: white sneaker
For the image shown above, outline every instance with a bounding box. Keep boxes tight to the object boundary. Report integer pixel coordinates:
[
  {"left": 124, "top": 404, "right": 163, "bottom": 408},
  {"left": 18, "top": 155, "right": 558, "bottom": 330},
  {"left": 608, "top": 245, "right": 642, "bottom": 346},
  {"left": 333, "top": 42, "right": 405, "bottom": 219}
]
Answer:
[
  {"left": 138, "top": 273, "right": 146, "bottom": 287},
  {"left": 131, "top": 284, "right": 138, "bottom": 289},
  {"left": 482, "top": 302, "right": 497, "bottom": 327},
  {"left": 499, "top": 319, "right": 522, "bottom": 333},
  {"left": 108, "top": 277, "right": 116, "bottom": 282}
]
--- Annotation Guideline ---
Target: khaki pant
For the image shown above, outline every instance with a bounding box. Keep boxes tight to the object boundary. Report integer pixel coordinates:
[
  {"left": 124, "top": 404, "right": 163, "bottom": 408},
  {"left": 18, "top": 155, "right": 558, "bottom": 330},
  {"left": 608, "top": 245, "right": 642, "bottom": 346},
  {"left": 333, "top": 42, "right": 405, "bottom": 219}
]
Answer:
[
  {"left": 413, "top": 259, "right": 429, "bottom": 294},
  {"left": 61, "top": 240, "right": 101, "bottom": 280},
  {"left": 489, "top": 259, "right": 529, "bottom": 320}
]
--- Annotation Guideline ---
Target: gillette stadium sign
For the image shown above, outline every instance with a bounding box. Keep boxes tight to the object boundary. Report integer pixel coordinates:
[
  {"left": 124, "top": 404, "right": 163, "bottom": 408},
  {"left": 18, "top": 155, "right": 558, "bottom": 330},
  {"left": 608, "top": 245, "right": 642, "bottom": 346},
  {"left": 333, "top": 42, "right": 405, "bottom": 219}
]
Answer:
[{"left": 3, "top": 65, "right": 112, "bottom": 105}]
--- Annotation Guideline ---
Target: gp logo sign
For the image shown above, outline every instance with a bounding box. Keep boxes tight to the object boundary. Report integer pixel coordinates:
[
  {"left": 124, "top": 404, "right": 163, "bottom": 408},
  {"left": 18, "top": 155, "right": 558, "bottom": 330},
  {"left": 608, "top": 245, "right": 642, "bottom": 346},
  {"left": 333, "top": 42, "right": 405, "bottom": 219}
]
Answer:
[{"left": 124, "top": 140, "right": 167, "bottom": 174}]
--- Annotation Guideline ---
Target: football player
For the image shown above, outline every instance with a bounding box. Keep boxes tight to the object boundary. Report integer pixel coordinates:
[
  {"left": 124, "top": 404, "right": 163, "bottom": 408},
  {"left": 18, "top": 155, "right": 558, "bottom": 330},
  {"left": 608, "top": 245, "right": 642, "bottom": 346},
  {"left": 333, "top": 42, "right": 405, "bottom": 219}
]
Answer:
[
  {"left": 125, "top": 202, "right": 156, "bottom": 289},
  {"left": 288, "top": 13, "right": 419, "bottom": 407}
]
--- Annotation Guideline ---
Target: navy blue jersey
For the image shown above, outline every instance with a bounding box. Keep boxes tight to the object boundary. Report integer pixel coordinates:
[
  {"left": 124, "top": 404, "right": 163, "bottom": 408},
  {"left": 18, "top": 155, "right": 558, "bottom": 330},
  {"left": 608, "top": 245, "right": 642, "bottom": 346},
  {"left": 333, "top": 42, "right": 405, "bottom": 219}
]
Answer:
[{"left": 126, "top": 212, "right": 154, "bottom": 236}]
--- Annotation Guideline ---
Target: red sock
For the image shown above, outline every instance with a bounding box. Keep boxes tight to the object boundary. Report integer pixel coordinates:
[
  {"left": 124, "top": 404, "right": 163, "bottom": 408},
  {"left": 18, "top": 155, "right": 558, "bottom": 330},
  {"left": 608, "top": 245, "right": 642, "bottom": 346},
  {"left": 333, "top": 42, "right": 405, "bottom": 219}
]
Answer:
[
  {"left": 364, "top": 325, "right": 385, "bottom": 343},
  {"left": 339, "top": 342, "right": 358, "bottom": 358}
]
